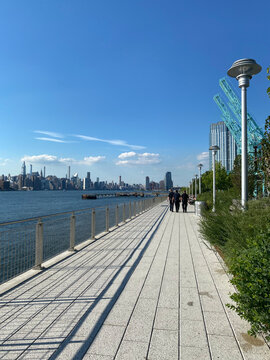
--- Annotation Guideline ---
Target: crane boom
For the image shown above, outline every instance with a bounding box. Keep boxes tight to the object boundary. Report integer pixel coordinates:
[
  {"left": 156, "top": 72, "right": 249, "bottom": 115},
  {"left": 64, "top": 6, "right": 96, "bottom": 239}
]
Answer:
[
  {"left": 219, "top": 78, "right": 263, "bottom": 147},
  {"left": 213, "top": 94, "right": 242, "bottom": 151}
]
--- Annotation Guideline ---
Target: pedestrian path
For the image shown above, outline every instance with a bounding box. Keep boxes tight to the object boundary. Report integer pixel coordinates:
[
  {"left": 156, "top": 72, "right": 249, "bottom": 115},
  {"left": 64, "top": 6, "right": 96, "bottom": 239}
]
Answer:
[{"left": 0, "top": 203, "right": 269, "bottom": 359}]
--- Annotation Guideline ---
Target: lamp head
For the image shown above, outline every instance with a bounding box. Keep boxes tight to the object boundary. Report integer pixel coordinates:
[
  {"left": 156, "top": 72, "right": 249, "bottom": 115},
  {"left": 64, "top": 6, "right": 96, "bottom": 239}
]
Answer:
[
  {"left": 197, "top": 163, "right": 203, "bottom": 169},
  {"left": 209, "top": 145, "right": 220, "bottom": 151},
  {"left": 227, "top": 58, "right": 261, "bottom": 79}
]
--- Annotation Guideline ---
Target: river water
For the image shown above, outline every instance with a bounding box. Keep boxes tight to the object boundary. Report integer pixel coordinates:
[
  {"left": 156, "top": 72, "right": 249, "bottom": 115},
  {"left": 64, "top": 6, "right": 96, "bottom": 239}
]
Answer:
[{"left": 0, "top": 190, "right": 149, "bottom": 223}]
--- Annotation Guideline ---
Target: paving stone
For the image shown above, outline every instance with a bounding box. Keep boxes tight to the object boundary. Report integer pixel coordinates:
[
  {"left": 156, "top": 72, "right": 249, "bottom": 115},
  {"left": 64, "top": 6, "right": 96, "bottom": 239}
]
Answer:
[
  {"left": 180, "top": 346, "right": 211, "bottom": 360},
  {"left": 208, "top": 334, "right": 243, "bottom": 359},
  {"left": 180, "top": 320, "right": 208, "bottom": 348},
  {"left": 124, "top": 318, "right": 153, "bottom": 343},
  {"left": 104, "top": 304, "right": 133, "bottom": 327},
  {"left": 154, "top": 307, "right": 178, "bottom": 330},
  {"left": 148, "top": 329, "right": 178, "bottom": 359},
  {"left": 115, "top": 340, "right": 148, "bottom": 359},
  {"left": 86, "top": 325, "right": 125, "bottom": 356},
  {"left": 204, "top": 311, "right": 234, "bottom": 336}
]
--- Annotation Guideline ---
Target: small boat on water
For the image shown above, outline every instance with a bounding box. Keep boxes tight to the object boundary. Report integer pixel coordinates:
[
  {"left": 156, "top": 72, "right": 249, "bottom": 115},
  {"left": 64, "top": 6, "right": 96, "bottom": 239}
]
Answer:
[{"left": 82, "top": 194, "right": 97, "bottom": 200}]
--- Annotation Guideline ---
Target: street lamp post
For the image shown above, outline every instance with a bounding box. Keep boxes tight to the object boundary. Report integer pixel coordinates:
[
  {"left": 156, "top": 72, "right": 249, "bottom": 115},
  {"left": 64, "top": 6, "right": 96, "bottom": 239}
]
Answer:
[
  {"left": 194, "top": 175, "right": 198, "bottom": 199},
  {"left": 228, "top": 58, "right": 261, "bottom": 209},
  {"left": 191, "top": 179, "right": 194, "bottom": 197},
  {"left": 198, "top": 163, "right": 203, "bottom": 194},
  {"left": 209, "top": 145, "right": 220, "bottom": 212}
]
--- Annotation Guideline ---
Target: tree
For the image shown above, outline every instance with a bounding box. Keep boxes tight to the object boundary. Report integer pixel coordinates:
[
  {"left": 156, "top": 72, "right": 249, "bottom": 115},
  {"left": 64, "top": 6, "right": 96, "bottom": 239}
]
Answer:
[
  {"left": 201, "top": 162, "right": 231, "bottom": 193},
  {"left": 230, "top": 154, "right": 257, "bottom": 198},
  {"left": 260, "top": 67, "right": 270, "bottom": 193}
]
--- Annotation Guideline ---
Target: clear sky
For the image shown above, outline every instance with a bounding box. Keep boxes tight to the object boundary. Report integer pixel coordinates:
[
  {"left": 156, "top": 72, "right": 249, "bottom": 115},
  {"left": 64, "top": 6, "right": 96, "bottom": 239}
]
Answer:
[{"left": 0, "top": 0, "right": 269, "bottom": 186}]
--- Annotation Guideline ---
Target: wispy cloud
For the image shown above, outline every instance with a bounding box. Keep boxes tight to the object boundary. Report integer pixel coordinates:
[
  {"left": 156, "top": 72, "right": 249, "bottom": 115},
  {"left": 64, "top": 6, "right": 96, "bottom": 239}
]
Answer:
[
  {"left": 21, "top": 154, "right": 105, "bottom": 166},
  {"left": 35, "top": 137, "right": 74, "bottom": 143},
  {"left": 75, "top": 134, "right": 146, "bottom": 150},
  {"left": 34, "top": 130, "right": 64, "bottom": 138},
  {"left": 0, "top": 158, "right": 10, "bottom": 166},
  {"left": 116, "top": 152, "right": 161, "bottom": 166},
  {"left": 197, "top": 151, "right": 209, "bottom": 161}
]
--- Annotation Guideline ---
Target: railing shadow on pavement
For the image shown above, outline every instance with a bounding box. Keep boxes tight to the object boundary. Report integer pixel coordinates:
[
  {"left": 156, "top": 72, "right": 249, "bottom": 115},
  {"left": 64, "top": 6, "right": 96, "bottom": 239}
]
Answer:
[{"left": 49, "top": 204, "right": 168, "bottom": 360}]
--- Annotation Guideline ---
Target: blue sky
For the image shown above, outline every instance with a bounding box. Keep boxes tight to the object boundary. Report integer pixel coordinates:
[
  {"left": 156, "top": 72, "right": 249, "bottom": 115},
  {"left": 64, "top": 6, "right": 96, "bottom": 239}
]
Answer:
[{"left": 0, "top": 0, "right": 269, "bottom": 186}]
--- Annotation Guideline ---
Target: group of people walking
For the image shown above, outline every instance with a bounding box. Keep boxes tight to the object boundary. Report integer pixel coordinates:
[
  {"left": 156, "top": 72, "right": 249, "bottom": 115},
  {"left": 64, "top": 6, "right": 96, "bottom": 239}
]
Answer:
[{"left": 168, "top": 189, "right": 189, "bottom": 213}]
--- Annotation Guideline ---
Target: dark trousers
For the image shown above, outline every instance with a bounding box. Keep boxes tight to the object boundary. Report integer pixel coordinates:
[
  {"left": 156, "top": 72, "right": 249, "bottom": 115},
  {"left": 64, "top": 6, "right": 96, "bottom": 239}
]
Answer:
[
  {"left": 182, "top": 202, "right": 187, "bottom": 212},
  {"left": 175, "top": 201, "right": 180, "bottom": 212},
  {"left": 170, "top": 201, "right": 174, "bottom": 211}
]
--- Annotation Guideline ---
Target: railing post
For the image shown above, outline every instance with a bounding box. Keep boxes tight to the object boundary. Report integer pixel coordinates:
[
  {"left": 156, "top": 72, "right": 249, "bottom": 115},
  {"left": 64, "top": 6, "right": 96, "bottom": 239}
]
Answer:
[
  {"left": 134, "top": 201, "right": 136, "bottom": 216},
  {"left": 116, "top": 205, "right": 119, "bottom": 226},
  {"left": 69, "top": 212, "right": 76, "bottom": 251},
  {"left": 123, "top": 203, "right": 126, "bottom": 222},
  {"left": 91, "top": 208, "right": 96, "bottom": 239},
  {"left": 129, "top": 202, "right": 131, "bottom": 219},
  {"left": 34, "top": 218, "right": 43, "bottom": 270},
  {"left": 106, "top": 207, "right": 109, "bottom": 232}
]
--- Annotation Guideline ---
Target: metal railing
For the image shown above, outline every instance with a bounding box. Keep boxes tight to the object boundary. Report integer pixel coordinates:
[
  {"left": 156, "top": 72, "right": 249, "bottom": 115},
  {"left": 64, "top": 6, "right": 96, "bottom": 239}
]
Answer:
[{"left": 0, "top": 196, "right": 167, "bottom": 285}]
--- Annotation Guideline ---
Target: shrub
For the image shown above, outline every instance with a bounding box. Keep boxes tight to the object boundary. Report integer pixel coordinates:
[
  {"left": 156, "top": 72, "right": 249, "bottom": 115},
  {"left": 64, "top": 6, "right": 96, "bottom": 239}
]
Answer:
[
  {"left": 199, "top": 195, "right": 270, "bottom": 339},
  {"left": 227, "top": 229, "right": 270, "bottom": 340}
]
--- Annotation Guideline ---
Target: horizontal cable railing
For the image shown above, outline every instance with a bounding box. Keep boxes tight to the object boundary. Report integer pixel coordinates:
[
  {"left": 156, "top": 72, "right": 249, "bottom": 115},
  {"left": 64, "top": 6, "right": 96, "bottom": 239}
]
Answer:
[{"left": 0, "top": 196, "right": 167, "bottom": 285}]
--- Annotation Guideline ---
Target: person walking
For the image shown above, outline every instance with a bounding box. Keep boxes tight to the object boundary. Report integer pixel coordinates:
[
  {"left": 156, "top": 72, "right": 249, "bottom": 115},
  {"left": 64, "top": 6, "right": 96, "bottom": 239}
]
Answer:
[
  {"left": 174, "top": 190, "right": 181, "bottom": 212},
  {"left": 168, "top": 189, "right": 174, "bottom": 212},
  {"left": 181, "top": 190, "right": 189, "bottom": 213}
]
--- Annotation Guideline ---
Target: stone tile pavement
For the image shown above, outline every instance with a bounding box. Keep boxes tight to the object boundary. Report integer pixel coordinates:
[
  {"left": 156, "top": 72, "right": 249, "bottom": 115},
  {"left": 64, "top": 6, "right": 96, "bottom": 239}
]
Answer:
[{"left": 0, "top": 203, "right": 269, "bottom": 359}]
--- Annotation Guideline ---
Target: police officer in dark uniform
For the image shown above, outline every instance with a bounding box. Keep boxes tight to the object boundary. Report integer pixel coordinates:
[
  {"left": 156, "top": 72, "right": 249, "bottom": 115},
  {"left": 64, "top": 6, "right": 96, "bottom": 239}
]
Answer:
[
  {"left": 168, "top": 189, "right": 174, "bottom": 211},
  {"left": 181, "top": 190, "right": 189, "bottom": 213},
  {"left": 174, "top": 190, "right": 181, "bottom": 212}
]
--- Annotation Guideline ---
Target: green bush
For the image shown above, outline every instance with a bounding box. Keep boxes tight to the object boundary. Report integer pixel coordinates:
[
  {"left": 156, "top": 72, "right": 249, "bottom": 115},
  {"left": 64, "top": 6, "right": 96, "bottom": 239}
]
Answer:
[
  {"left": 199, "top": 195, "right": 270, "bottom": 339},
  {"left": 227, "top": 229, "right": 270, "bottom": 340}
]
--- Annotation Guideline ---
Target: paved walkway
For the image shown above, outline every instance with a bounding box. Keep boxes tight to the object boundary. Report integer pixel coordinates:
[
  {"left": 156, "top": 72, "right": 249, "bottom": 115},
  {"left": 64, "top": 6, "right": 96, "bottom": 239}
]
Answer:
[{"left": 0, "top": 203, "right": 269, "bottom": 359}]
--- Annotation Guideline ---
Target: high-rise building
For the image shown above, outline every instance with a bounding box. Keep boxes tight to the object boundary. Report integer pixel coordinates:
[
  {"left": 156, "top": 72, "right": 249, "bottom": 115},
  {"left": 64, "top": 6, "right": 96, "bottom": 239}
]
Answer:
[
  {"left": 119, "top": 176, "right": 121, "bottom": 186},
  {"left": 68, "top": 166, "right": 71, "bottom": 180},
  {"left": 209, "top": 121, "right": 238, "bottom": 172},
  {"left": 44, "top": 166, "right": 46, "bottom": 178},
  {"left": 21, "top": 161, "right": 26, "bottom": 176},
  {"left": 87, "top": 172, "right": 90, "bottom": 180},
  {"left": 159, "top": 180, "right": 165, "bottom": 190},
  {"left": 145, "top": 176, "right": 150, "bottom": 190},
  {"left": 164, "top": 172, "right": 173, "bottom": 190},
  {"left": 30, "top": 164, "right": 32, "bottom": 176}
]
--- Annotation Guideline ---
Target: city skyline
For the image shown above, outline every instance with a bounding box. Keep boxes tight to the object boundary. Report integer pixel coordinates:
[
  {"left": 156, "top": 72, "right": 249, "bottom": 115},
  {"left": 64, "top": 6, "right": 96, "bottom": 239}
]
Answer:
[
  {"left": 0, "top": 161, "right": 173, "bottom": 191},
  {"left": 0, "top": 1, "right": 269, "bottom": 185}
]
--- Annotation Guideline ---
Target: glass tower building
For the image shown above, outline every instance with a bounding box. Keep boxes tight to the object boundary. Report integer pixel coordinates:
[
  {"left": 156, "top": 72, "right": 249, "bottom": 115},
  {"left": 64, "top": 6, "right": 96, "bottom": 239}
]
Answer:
[
  {"left": 209, "top": 121, "right": 238, "bottom": 172},
  {"left": 164, "top": 172, "right": 173, "bottom": 190}
]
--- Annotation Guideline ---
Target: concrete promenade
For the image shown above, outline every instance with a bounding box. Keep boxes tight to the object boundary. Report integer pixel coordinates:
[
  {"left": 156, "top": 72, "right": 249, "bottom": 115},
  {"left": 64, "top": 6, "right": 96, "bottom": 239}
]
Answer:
[{"left": 0, "top": 202, "right": 269, "bottom": 359}]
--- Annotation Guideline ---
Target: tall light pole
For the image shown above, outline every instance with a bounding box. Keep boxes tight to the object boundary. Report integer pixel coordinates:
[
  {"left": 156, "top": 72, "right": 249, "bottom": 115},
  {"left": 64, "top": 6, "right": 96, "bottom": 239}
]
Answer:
[
  {"left": 198, "top": 163, "right": 203, "bottom": 194},
  {"left": 228, "top": 58, "right": 261, "bottom": 209},
  {"left": 191, "top": 179, "right": 194, "bottom": 197},
  {"left": 209, "top": 145, "right": 220, "bottom": 212},
  {"left": 194, "top": 174, "right": 198, "bottom": 198}
]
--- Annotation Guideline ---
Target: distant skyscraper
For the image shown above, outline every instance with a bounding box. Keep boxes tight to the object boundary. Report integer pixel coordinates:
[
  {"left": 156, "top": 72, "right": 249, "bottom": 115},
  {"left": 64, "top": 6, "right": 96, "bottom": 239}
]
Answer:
[
  {"left": 68, "top": 166, "right": 71, "bottom": 180},
  {"left": 30, "top": 164, "right": 32, "bottom": 176},
  {"left": 145, "top": 176, "right": 150, "bottom": 190},
  {"left": 21, "top": 161, "right": 26, "bottom": 176},
  {"left": 44, "top": 166, "right": 46, "bottom": 178},
  {"left": 164, "top": 172, "right": 173, "bottom": 190},
  {"left": 119, "top": 176, "right": 121, "bottom": 186},
  {"left": 209, "top": 121, "right": 237, "bottom": 172},
  {"left": 87, "top": 172, "right": 90, "bottom": 180}
]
